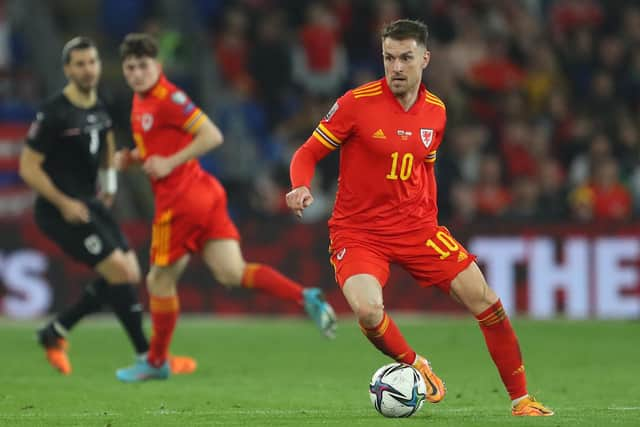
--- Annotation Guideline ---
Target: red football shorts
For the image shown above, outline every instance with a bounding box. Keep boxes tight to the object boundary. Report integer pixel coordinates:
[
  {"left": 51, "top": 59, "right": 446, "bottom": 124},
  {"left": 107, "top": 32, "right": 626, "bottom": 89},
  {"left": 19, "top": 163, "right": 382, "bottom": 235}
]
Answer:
[
  {"left": 329, "top": 225, "right": 476, "bottom": 293},
  {"left": 150, "top": 184, "right": 239, "bottom": 266}
]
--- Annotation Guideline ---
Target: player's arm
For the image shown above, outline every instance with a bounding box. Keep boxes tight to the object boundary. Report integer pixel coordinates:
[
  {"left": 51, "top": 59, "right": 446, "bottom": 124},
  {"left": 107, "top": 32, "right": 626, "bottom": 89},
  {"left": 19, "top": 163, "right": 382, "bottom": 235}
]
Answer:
[
  {"left": 19, "top": 146, "right": 89, "bottom": 223},
  {"left": 142, "top": 107, "right": 222, "bottom": 180},
  {"left": 287, "top": 96, "right": 352, "bottom": 218},
  {"left": 97, "top": 130, "right": 118, "bottom": 207},
  {"left": 286, "top": 136, "right": 333, "bottom": 219},
  {"left": 114, "top": 146, "right": 142, "bottom": 171},
  {"left": 164, "top": 115, "right": 222, "bottom": 169}
]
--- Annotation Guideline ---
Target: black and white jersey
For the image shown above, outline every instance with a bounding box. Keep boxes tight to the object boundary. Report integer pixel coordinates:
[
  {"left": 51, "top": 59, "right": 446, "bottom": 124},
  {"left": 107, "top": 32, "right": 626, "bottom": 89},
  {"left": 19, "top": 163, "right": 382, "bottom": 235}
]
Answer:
[{"left": 26, "top": 92, "right": 112, "bottom": 205}]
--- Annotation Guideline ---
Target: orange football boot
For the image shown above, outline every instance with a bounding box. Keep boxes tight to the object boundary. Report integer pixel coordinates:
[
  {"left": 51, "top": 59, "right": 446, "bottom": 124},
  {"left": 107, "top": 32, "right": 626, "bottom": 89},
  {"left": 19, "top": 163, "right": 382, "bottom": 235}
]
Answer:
[
  {"left": 43, "top": 338, "right": 72, "bottom": 375},
  {"left": 512, "top": 396, "right": 554, "bottom": 416},
  {"left": 413, "top": 355, "right": 446, "bottom": 403}
]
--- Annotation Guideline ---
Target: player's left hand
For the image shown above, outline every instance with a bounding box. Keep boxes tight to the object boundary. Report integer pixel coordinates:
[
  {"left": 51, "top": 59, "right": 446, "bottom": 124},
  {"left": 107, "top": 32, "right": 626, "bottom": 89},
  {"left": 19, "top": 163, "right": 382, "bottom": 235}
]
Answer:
[{"left": 143, "top": 155, "right": 175, "bottom": 179}]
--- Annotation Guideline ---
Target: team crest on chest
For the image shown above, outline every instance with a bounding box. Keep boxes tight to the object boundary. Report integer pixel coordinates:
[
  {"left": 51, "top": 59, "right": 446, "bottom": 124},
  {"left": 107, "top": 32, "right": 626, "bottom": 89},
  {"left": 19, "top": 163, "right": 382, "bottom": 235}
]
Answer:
[
  {"left": 141, "top": 113, "right": 154, "bottom": 131},
  {"left": 420, "top": 128, "right": 434, "bottom": 149}
]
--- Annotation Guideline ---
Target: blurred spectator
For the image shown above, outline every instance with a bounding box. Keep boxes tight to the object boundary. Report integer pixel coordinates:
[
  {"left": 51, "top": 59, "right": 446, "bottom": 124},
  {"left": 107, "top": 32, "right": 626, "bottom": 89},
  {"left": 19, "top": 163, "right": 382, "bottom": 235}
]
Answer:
[
  {"left": 550, "top": 0, "right": 603, "bottom": 41},
  {"left": 587, "top": 70, "right": 617, "bottom": 125},
  {"left": 570, "top": 156, "right": 632, "bottom": 221},
  {"left": 500, "top": 119, "right": 538, "bottom": 179},
  {"left": 559, "top": 28, "right": 596, "bottom": 98},
  {"left": 615, "top": 114, "right": 639, "bottom": 178},
  {"left": 474, "top": 154, "right": 511, "bottom": 218},
  {"left": 568, "top": 132, "right": 613, "bottom": 187},
  {"left": 524, "top": 42, "right": 564, "bottom": 114},
  {"left": 213, "top": 77, "right": 276, "bottom": 181},
  {"left": 467, "top": 35, "right": 526, "bottom": 93},
  {"left": 622, "top": 5, "right": 640, "bottom": 45},
  {"left": 597, "top": 34, "right": 626, "bottom": 84},
  {"left": 213, "top": 7, "right": 251, "bottom": 88},
  {"left": 446, "top": 12, "right": 488, "bottom": 81},
  {"left": 503, "top": 176, "right": 541, "bottom": 221},
  {"left": 449, "top": 180, "right": 477, "bottom": 225},
  {"left": 248, "top": 10, "right": 292, "bottom": 127},
  {"left": 292, "top": 2, "right": 347, "bottom": 96},
  {"left": 537, "top": 158, "right": 568, "bottom": 220}
]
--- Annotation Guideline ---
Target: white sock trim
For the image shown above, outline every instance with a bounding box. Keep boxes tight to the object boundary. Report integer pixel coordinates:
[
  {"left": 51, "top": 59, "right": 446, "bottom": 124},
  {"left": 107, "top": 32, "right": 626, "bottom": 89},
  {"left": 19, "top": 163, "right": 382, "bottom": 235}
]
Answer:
[
  {"left": 512, "top": 394, "right": 529, "bottom": 407},
  {"left": 52, "top": 321, "right": 68, "bottom": 337}
]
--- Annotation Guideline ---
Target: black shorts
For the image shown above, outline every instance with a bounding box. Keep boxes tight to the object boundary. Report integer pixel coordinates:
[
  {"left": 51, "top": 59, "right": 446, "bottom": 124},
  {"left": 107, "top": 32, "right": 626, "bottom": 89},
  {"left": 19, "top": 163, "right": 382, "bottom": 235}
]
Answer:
[{"left": 34, "top": 198, "right": 130, "bottom": 267}]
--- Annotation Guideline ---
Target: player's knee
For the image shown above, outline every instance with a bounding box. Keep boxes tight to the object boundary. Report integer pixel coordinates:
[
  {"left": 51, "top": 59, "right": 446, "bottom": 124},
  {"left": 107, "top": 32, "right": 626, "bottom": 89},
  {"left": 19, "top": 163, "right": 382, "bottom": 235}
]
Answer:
[
  {"left": 452, "top": 263, "right": 498, "bottom": 313},
  {"left": 213, "top": 265, "right": 243, "bottom": 288},
  {"left": 124, "top": 251, "right": 142, "bottom": 284},
  {"left": 129, "top": 263, "right": 142, "bottom": 284},
  {"left": 119, "top": 259, "right": 141, "bottom": 284},
  {"left": 353, "top": 303, "right": 384, "bottom": 327},
  {"left": 146, "top": 270, "right": 175, "bottom": 295},
  {"left": 103, "top": 256, "right": 140, "bottom": 284},
  {"left": 146, "top": 269, "right": 163, "bottom": 288}
]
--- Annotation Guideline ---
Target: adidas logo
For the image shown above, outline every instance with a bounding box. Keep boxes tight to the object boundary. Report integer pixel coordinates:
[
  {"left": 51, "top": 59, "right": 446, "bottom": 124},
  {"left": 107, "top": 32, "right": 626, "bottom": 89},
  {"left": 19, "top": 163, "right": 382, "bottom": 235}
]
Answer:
[
  {"left": 457, "top": 251, "right": 468, "bottom": 262},
  {"left": 372, "top": 129, "right": 386, "bottom": 139}
]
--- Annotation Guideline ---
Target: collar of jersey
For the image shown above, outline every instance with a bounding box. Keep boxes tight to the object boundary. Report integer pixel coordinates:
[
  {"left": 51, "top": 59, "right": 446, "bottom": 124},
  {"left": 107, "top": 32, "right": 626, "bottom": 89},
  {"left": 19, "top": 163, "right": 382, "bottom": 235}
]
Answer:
[
  {"left": 139, "top": 73, "right": 168, "bottom": 98},
  {"left": 381, "top": 78, "right": 427, "bottom": 115}
]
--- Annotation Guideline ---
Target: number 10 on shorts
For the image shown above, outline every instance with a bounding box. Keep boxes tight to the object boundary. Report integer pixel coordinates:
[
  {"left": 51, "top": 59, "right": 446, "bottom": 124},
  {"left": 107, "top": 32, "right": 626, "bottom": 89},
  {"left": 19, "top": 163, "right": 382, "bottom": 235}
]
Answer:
[{"left": 425, "top": 230, "right": 460, "bottom": 260}]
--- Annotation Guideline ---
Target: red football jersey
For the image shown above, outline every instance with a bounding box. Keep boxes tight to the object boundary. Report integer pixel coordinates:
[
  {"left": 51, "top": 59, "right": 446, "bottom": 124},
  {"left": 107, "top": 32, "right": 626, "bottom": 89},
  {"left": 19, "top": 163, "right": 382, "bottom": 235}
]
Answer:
[
  {"left": 313, "top": 78, "right": 446, "bottom": 235},
  {"left": 130, "top": 74, "right": 213, "bottom": 209}
]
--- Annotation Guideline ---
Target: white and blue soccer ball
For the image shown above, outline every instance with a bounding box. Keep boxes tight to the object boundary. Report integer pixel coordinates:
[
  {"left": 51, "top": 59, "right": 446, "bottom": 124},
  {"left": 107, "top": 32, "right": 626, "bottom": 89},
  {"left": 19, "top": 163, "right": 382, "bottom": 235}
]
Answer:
[{"left": 369, "top": 362, "right": 426, "bottom": 418}]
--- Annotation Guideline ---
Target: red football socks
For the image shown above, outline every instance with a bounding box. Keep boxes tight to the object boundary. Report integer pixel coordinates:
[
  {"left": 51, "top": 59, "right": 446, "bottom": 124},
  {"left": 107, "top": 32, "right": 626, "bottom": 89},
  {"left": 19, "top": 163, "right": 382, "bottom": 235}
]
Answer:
[
  {"left": 360, "top": 312, "right": 416, "bottom": 364},
  {"left": 147, "top": 295, "right": 179, "bottom": 367},
  {"left": 241, "top": 263, "right": 304, "bottom": 304},
  {"left": 476, "top": 300, "right": 528, "bottom": 399}
]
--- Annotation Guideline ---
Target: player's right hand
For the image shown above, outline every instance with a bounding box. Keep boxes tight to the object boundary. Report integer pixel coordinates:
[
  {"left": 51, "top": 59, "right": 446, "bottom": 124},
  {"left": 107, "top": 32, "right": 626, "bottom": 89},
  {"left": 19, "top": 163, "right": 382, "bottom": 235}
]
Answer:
[
  {"left": 114, "top": 149, "right": 130, "bottom": 171},
  {"left": 286, "top": 186, "right": 314, "bottom": 219},
  {"left": 114, "top": 148, "right": 141, "bottom": 171},
  {"left": 59, "top": 198, "right": 90, "bottom": 224}
]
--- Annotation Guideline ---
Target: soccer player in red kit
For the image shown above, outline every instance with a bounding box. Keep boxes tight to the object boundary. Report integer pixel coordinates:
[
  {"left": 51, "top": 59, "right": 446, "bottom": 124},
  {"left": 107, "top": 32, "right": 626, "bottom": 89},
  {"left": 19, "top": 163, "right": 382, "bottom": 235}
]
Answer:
[
  {"left": 114, "top": 33, "right": 336, "bottom": 382},
  {"left": 286, "top": 19, "right": 553, "bottom": 416}
]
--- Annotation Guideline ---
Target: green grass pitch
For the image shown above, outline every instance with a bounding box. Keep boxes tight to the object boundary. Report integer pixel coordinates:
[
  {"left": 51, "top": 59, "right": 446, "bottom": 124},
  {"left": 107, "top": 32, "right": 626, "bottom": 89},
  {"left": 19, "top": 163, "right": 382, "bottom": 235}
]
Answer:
[{"left": 0, "top": 316, "right": 638, "bottom": 426}]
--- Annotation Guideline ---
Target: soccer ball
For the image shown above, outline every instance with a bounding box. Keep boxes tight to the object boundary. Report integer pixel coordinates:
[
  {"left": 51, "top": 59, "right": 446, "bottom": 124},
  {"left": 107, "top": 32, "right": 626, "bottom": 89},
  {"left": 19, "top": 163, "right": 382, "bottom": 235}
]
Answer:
[{"left": 369, "top": 362, "right": 426, "bottom": 418}]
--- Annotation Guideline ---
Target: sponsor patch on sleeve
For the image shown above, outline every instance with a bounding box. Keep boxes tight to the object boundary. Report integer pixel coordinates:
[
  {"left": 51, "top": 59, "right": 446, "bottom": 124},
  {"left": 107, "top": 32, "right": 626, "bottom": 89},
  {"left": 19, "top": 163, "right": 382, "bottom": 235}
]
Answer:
[
  {"left": 324, "top": 102, "right": 339, "bottom": 122},
  {"left": 171, "top": 91, "right": 187, "bottom": 105}
]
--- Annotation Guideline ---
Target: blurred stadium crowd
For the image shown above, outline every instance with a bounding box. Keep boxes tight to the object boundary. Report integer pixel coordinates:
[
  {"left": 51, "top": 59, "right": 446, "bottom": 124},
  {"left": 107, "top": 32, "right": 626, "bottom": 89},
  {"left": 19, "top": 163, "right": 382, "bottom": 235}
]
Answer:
[{"left": 0, "top": 0, "right": 639, "bottom": 225}]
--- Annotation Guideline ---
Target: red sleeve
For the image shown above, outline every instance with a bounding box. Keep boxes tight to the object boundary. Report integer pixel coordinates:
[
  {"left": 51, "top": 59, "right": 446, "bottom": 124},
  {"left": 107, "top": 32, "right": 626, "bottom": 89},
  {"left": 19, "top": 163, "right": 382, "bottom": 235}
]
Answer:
[
  {"left": 309, "top": 93, "right": 355, "bottom": 151},
  {"left": 290, "top": 136, "right": 333, "bottom": 189}
]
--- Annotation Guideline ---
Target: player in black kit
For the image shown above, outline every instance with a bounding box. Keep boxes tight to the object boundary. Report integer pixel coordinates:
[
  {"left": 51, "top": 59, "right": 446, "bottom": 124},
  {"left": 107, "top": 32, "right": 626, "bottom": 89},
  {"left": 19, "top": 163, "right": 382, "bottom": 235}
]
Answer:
[{"left": 19, "top": 37, "right": 195, "bottom": 377}]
